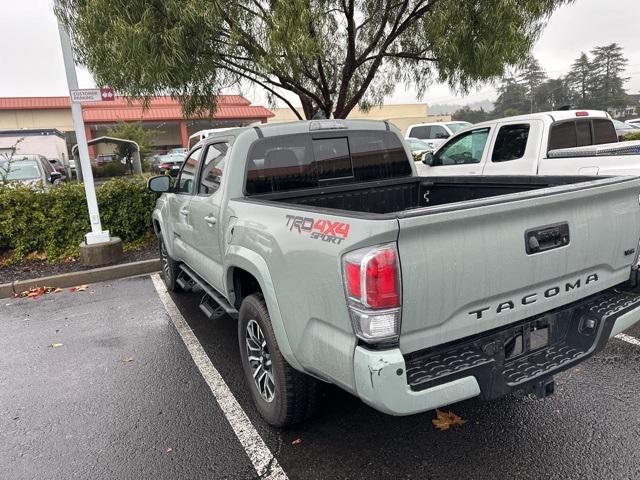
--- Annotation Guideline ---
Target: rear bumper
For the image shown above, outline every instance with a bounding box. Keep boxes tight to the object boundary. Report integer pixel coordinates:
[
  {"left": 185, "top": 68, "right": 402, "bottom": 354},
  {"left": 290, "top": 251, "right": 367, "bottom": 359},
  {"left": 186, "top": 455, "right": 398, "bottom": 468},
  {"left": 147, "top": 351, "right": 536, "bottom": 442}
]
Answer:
[{"left": 353, "top": 284, "right": 640, "bottom": 416}]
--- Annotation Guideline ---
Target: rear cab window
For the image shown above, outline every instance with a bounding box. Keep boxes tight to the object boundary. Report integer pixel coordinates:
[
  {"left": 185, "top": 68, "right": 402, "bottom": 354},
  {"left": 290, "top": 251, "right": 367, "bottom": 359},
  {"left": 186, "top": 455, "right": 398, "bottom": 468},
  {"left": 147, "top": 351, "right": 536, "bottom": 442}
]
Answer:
[
  {"left": 548, "top": 117, "right": 618, "bottom": 154},
  {"left": 245, "top": 131, "right": 411, "bottom": 195}
]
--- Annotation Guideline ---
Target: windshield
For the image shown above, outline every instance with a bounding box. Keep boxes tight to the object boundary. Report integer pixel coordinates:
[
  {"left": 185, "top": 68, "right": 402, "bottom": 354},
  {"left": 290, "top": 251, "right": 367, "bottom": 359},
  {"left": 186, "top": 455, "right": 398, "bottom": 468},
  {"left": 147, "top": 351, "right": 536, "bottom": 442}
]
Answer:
[
  {"left": 446, "top": 122, "right": 471, "bottom": 134},
  {"left": 0, "top": 160, "right": 41, "bottom": 180}
]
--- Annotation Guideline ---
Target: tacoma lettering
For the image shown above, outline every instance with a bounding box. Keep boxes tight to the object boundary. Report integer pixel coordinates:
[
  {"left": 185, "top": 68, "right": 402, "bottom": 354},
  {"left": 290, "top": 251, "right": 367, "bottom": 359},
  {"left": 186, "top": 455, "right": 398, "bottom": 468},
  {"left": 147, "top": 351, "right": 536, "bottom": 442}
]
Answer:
[{"left": 469, "top": 273, "right": 599, "bottom": 319}]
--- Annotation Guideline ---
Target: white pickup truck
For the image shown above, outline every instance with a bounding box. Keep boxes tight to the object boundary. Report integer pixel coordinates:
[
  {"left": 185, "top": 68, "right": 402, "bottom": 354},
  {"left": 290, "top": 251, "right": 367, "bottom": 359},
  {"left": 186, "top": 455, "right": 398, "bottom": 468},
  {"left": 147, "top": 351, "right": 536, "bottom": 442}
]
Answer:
[{"left": 416, "top": 110, "right": 640, "bottom": 177}]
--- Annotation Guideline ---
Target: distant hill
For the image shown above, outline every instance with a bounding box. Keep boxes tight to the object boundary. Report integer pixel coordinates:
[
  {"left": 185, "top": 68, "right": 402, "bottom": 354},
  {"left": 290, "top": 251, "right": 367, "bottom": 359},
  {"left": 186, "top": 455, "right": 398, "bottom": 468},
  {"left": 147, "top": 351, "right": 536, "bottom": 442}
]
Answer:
[{"left": 429, "top": 100, "right": 494, "bottom": 115}]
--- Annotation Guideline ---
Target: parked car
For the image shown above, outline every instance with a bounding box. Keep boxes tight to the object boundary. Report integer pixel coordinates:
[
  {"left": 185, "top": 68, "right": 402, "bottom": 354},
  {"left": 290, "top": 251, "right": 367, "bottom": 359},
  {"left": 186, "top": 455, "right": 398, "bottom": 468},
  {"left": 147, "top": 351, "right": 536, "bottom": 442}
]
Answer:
[
  {"left": 147, "top": 119, "right": 640, "bottom": 427},
  {"left": 612, "top": 119, "right": 640, "bottom": 140},
  {"left": 417, "top": 110, "right": 640, "bottom": 177},
  {"left": 157, "top": 153, "right": 187, "bottom": 176},
  {"left": 626, "top": 118, "right": 640, "bottom": 128},
  {"left": 405, "top": 121, "right": 471, "bottom": 150},
  {"left": 0, "top": 155, "right": 63, "bottom": 189},
  {"left": 406, "top": 138, "right": 433, "bottom": 162}
]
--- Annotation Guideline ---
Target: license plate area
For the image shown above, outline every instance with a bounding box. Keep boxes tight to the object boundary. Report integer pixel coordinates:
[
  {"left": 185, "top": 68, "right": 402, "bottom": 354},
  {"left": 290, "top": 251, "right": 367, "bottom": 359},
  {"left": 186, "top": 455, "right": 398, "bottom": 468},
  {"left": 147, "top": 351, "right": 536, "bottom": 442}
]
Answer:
[{"left": 504, "top": 319, "right": 550, "bottom": 361}]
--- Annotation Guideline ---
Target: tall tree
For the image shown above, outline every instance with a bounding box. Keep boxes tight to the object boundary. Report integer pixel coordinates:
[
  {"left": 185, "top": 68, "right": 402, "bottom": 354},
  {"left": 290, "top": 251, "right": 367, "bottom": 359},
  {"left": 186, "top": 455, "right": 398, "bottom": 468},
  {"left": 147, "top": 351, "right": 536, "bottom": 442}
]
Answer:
[
  {"left": 518, "top": 56, "right": 547, "bottom": 112},
  {"left": 56, "top": 0, "right": 571, "bottom": 120},
  {"left": 590, "top": 43, "right": 629, "bottom": 110},
  {"left": 535, "top": 78, "right": 571, "bottom": 110},
  {"left": 566, "top": 52, "right": 593, "bottom": 107},
  {"left": 493, "top": 78, "right": 530, "bottom": 116}
]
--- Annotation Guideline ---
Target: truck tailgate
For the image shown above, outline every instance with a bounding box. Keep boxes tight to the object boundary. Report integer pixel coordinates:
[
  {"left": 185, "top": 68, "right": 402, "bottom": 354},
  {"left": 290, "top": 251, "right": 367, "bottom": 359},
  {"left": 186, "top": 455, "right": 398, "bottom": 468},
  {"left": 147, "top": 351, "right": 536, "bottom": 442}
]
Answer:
[{"left": 397, "top": 177, "right": 640, "bottom": 354}]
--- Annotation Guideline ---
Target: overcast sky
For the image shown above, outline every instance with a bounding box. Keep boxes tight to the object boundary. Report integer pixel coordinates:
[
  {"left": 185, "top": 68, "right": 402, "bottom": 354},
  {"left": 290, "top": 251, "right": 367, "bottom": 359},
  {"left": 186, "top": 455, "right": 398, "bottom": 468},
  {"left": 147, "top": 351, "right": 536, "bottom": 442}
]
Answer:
[{"left": 1, "top": 0, "right": 639, "bottom": 108}]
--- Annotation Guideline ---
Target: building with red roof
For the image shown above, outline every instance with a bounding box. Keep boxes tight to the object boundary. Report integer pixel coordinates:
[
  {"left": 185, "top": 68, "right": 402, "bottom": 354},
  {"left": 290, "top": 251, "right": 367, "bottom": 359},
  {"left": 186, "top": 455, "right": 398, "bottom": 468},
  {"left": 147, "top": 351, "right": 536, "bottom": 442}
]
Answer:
[{"left": 0, "top": 95, "right": 273, "bottom": 155}]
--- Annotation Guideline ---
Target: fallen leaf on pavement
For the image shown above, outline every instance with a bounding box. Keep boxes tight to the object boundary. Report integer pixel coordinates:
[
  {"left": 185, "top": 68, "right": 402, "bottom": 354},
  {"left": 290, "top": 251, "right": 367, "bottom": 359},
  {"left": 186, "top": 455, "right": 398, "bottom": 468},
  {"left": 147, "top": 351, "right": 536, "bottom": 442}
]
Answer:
[
  {"left": 50, "top": 343, "right": 64, "bottom": 348},
  {"left": 121, "top": 356, "right": 134, "bottom": 363},
  {"left": 53, "top": 288, "right": 63, "bottom": 293},
  {"left": 291, "top": 438, "right": 302, "bottom": 445},
  {"left": 69, "top": 285, "right": 89, "bottom": 292},
  {"left": 14, "top": 286, "right": 57, "bottom": 299},
  {"left": 432, "top": 409, "right": 466, "bottom": 431},
  {"left": 166, "top": 447, "right": 173, "bottom": 453}
]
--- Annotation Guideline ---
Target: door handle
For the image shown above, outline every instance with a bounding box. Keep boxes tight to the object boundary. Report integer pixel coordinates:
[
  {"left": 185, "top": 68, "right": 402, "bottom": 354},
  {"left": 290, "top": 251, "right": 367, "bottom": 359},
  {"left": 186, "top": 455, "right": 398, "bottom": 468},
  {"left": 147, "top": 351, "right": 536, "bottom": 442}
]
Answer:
[
  {"left": 204, "top": 215, "right": 217, "bottom": 226},
  {"left": 180, "top": 207, "right": 189, "bottom": 217}
]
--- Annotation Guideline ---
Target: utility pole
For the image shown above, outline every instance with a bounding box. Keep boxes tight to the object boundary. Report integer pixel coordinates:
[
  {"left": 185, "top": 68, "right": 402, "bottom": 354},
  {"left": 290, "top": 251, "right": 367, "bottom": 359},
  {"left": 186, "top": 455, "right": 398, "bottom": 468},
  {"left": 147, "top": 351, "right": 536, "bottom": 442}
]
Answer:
[{"left": 55, "top": 9, "right": 110, "bottom": 246}]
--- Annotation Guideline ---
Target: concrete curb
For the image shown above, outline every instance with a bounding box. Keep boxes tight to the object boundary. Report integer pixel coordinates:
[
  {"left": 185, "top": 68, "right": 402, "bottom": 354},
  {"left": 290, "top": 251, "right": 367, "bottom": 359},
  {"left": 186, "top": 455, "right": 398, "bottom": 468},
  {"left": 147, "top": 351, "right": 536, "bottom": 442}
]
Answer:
[{"left": 0, "top": 259, "right": 161, "bottom": 299}]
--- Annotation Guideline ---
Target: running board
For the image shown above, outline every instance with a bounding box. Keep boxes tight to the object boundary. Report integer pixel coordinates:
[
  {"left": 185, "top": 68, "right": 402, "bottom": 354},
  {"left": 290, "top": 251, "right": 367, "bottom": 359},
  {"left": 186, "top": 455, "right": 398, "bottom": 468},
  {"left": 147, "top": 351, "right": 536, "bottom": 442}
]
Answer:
[{"left": 178, "top": 264, "right": 239, "bottom": 319}]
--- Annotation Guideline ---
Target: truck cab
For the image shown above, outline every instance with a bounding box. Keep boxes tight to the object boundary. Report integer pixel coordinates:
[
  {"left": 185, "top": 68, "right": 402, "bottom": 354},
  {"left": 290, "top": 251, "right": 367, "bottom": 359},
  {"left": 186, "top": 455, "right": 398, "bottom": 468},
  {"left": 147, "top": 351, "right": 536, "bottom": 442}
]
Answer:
[{"left": 417, "top": 110, "right": 640, "bottom": 177}]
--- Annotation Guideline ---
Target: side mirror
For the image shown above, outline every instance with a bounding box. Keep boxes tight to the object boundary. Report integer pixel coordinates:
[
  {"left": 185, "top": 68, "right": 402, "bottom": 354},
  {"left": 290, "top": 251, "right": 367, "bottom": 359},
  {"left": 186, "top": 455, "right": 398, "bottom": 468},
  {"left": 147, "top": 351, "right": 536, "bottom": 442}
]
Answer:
[
  {"left": 148, "top": 175, "right": 172, "bottom": 193},
  {"left": 422, "top": 152, "right": 434, "bottom": 166},
  {"left": 49, "top": 171, "right": 62, "bottom": 184}
]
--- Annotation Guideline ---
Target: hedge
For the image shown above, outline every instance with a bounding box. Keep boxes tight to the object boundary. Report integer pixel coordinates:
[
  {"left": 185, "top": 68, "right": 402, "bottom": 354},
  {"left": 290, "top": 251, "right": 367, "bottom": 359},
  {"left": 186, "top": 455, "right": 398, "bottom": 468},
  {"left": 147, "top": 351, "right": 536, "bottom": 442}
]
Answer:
[
  {"left": 622, "top": 131, "right": 640, "bottom": 141},
  {"left": 0, "top": 177, "right": 157, "bottom": 262}
]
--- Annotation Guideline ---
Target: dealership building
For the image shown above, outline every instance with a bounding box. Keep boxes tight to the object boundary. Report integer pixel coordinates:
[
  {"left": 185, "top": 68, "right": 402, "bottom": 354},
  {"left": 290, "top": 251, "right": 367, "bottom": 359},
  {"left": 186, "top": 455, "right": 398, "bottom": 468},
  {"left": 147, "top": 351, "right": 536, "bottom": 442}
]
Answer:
[{"left": 0, "top": 95, "right": 274, "bottom": 158}]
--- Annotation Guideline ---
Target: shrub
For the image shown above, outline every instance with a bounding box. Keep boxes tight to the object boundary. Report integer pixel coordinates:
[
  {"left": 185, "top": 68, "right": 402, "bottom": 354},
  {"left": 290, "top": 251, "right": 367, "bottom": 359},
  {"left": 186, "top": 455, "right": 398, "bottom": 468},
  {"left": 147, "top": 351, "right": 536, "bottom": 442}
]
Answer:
[
  {"left": 0, "top": 177, "right": 157, "bottom": 261},
  {"left": 93, "top": 161, "right": 128, "bottom": 178},
  {"left": 622, "top": 131, "right": 640, "bottom": 141}
]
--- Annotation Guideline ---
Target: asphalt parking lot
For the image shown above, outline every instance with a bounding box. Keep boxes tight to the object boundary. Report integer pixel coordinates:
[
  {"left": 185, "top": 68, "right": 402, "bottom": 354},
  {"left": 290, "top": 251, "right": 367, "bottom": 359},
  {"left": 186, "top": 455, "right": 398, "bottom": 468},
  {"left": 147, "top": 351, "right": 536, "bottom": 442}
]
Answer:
[{"left": 2, "top": 274, "right": 640, "bottom": 479}]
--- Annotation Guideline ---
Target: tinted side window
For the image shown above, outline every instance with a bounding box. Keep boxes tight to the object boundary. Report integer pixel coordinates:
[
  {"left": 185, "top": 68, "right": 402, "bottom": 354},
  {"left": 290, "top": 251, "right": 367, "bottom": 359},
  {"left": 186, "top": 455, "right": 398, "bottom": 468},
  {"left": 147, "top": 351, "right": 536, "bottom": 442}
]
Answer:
[
  {"left": 549, "top": 121, "right": 577, "bottom": 150},
  {"left": 492, "top": 124, "right": 530, "bottom": 162},
  {"left": 434, "top": 128, "right": 490, "bottom": 166},
  {"left": 430, "top": 125, "right": 449, "bottom": 140},
  {"left": 593, "top": 119, "right": 617, "bottom": 144},
  {"left": 176, "top": 148, "right": 201, "bottom": 194},
  {"left": 245, "top": 131, "right": 410, "bottom": 194},
  {"left": 409, "top": 126, "right": 430, "bottom": 139},
  {"left": 199, "top": 143, "right": 228, "bottom": 195}
]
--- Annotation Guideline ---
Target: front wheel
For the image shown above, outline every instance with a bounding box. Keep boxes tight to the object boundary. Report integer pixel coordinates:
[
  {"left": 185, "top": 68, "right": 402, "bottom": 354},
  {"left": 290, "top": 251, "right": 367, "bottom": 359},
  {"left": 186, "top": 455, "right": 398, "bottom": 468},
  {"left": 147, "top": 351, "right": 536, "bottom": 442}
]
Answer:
[
  {"left": 159, "top": 236, "right": 181, "bottom": 292},
  {"left": 238, "top": 293, "right": 319, "bottom": 427}
]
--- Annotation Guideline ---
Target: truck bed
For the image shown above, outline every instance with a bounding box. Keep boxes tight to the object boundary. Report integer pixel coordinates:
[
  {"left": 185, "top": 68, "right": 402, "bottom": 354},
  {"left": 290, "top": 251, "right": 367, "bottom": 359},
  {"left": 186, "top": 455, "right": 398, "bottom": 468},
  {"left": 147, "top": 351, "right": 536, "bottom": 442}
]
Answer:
[{"left": 253, "top": 175, "right": 602, "bottom": 215}]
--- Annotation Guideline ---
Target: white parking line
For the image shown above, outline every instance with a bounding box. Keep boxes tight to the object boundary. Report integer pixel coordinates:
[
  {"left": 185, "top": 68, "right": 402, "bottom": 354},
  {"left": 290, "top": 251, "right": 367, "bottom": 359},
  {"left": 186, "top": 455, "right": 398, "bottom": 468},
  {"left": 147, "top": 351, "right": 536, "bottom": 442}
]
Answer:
[
  {"left": 615, "top": 333, "right": 640, "bottom": 347},
  {"left": 151, "top": 274, "right": 288, "bottom": 480}
]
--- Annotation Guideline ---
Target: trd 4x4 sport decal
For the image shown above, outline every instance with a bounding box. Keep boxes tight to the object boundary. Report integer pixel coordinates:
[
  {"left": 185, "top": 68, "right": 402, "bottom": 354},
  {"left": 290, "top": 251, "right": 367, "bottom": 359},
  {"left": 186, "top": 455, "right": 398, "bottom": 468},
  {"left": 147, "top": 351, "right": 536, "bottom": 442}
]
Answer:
[{"left": 285, "top": 214, "right": 350, "bottom": 244}]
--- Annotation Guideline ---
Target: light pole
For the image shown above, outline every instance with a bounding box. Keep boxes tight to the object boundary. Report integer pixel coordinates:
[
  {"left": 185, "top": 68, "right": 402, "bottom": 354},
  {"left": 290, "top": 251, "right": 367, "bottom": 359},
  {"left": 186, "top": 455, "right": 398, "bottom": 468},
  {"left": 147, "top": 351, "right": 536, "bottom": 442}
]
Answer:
[{"left": 55, "top": 8, "right": 110, "bottom": 246}]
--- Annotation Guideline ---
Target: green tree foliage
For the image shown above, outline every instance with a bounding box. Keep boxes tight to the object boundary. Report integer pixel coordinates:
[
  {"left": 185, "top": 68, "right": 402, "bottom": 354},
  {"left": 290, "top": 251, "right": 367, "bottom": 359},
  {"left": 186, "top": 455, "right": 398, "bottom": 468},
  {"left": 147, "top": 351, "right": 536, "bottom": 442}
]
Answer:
[
  {"left": 55, "top": 0, "right": 571, "bottom": 119},
  {"left": 453, "top": 43, "right": 636, "bottom": 121},
  {"left": 518, "top": 56, "right": 547, "bottom": 112},
  {"left": 106, "top": 121, "right": 158, "bottom": 158},
  {"left": 535, "top": 78, "right": 572, "bottom": 111},
  {"left": 493, "top": 79, "right": 531, "bottom": 116},
  {"left": 590, "top": 43, "right": 629, "bottom": 110},
  {"left": 451, "top": 106, "right": 492, "bottom": 123},
  {"left": 566, "top": 52, "right": 593, "bottom": 106},
  {"left": 106, "top": 121, "right": 159, "bottom": 173}
]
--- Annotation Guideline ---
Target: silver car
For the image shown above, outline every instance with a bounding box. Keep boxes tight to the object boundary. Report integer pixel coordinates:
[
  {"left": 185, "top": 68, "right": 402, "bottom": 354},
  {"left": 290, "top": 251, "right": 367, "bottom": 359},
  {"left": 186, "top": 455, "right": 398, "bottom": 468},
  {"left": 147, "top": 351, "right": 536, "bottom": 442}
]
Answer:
[{"left": 0, "top": 155, "right": 63, "bottom": 189}]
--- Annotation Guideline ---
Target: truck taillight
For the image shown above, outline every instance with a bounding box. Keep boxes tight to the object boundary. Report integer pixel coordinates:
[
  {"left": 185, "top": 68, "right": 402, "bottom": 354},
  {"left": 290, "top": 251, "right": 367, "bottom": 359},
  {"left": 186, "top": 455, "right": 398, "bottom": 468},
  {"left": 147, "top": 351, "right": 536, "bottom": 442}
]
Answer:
[
  {"left": 342, "top": 244, "right": 401, "bottom": 344},
  {"left": 160, "top": 162, "right": 170, "bottom": 169}
]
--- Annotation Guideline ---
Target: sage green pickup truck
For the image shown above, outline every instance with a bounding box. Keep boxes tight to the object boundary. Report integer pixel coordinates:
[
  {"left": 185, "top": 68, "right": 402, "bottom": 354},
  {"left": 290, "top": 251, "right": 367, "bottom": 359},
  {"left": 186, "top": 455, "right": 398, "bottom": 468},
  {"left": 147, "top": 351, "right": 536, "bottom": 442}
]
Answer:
[{"left": 148, "top": 119, "right": 640, "bottom": 427}]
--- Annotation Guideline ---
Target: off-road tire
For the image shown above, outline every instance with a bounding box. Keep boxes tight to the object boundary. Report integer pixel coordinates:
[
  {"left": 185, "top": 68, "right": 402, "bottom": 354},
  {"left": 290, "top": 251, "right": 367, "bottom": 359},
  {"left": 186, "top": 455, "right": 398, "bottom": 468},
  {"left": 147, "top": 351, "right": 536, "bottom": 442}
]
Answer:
[
  {"left": 238, "top": 293, "right": 319, "bottom": 427},
  {"left": 159, "top": 236, "right": 181, "bottom": 292}
]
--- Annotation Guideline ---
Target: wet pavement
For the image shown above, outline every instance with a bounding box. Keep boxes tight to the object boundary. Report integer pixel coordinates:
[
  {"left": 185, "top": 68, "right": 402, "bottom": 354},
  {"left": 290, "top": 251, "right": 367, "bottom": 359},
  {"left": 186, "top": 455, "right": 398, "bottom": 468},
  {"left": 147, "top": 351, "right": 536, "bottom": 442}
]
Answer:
[{"left": 1, "top": 275, "right": 639, "bottom": 479}]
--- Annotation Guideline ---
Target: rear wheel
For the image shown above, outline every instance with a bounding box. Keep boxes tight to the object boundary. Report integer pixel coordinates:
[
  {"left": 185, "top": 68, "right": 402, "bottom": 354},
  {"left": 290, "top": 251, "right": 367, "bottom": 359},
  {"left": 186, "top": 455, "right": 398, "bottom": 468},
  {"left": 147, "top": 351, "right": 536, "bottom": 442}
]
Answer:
[
  {"left": 159, "top": 236, "right": 181, "bottom": 292},
  {"left": 238, "top": 293, "right": 319, "bottom": 427}
]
